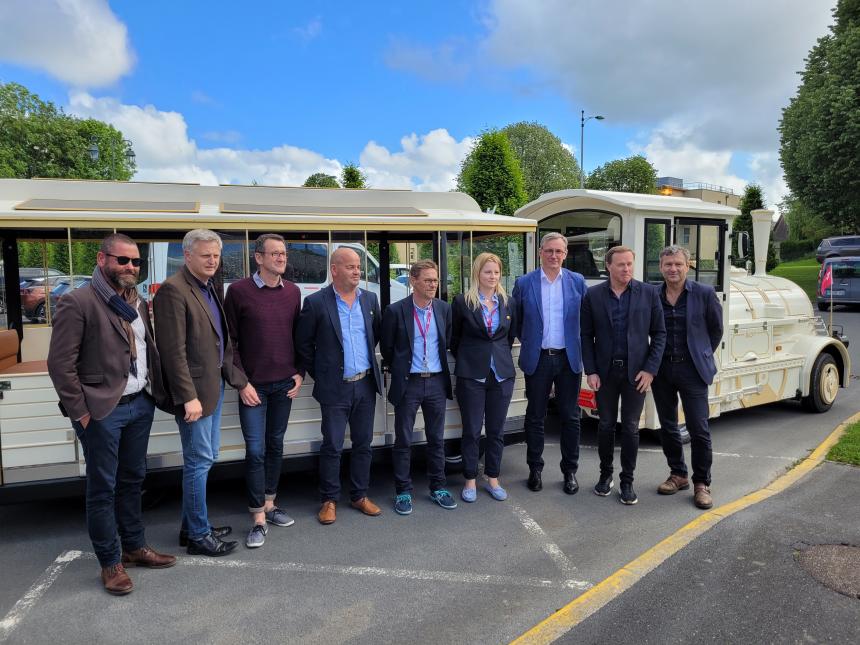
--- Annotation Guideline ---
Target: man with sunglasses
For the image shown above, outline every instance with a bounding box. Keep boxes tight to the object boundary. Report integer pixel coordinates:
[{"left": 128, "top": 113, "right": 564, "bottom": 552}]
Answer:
[
  {"left": 224, "top": 234, "right": 304, "bottom": 548},
  {"left": 48, "top": 234, "right": 176, "bottom": 596}
]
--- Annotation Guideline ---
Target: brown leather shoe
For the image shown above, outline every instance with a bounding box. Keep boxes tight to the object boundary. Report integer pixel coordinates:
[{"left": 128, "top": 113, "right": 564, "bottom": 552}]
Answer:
[
  {"left": 122, "top": 546, "right": 177, "bottom": 569},
  {"left": 101, "top": 563, "right": 133, "bottom": 595},
  {"left": 657, "top": 474, "right": 690, "bottom": 495},
  {"left": 694, "top": 483, "right": 713, "bottom": 509},
  {"left": 350, "top": 497, "right": 382, "bottom": 516},
  {"left": 318, "top": 500, "right": 337, "bottom": 525}
]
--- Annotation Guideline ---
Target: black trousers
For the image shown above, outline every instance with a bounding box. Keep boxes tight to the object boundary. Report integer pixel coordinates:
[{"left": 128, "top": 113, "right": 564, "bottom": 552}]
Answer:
[
  {"left": 524, "top": 351, "right": 582, "bottom": 474},
  {"left": 652, "top": 358, "right": 712, "bottom": 485},
  {"left": 457, "top": 373, "right": 514, "bottom": 480},
  {"left": 392, "top": 373, "right": 448, "bottom": 494},
  {"left": 596, "top": 363, "right": 645, "bottom": 485}
]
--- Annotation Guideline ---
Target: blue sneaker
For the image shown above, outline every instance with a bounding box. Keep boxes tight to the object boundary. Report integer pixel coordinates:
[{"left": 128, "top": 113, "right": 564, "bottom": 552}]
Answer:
[
  {"left": 394, "top": 493, "right": 413, "bottom": 515},
  {"left": 461, "top": 486, "right": 477, "bottom": 503},
  {"left": 484, "top": 482, "right": 508, "bottom": 501},
  {"left": 429, "top": 489, "right": 458, "bottom": 510}
]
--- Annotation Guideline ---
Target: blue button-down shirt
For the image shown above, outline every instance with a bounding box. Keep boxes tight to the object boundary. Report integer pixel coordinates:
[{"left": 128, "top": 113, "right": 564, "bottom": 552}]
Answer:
[
  {"left": 477, "top": 293, "right": 504, "bottom": 382},
  {"left": 610, "top": 285, "right": 631, "bottom": 360},
  {"left": 540, "top": 269, "right": 565, "bottom": 349},
  {"left": 411, "top": 300, "right": 442, "bottom": 373},
  {"left": 336, "top": 288, "right": 371, "bottom": 378}
]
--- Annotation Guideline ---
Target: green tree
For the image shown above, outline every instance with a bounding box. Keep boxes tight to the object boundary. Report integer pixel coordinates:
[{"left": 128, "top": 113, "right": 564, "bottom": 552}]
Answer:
[
  {"left": 456, "top": 130, "right": 527, "bottom": 215},
  {"left": 302, "top": 172, "right": 339, "bottom": 188},
  {"left": 499, "top": 121, "right": 580, "bottom": 201},
  {"left": 779, "top": 0, "right": 860, "bottom": 232},
  {"left": 340, "top": 163, "right": 367, "bottom": 189},
  {"left": 585, "top": 155, "right": 658, "bottom": 193},
  {"left": 734, "top": 184, "right": 778, "bottom": 271},
  {"left": 0, "top": 82, "right": 135, "bottom": 180},
  {"left": 780, "top": 194, "right": 835, "bottom": 242}
]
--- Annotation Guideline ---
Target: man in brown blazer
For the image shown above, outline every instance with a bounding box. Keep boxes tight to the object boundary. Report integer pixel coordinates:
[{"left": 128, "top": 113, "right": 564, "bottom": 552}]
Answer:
[
  {"left": 48, "top": 233, "right": 176, "bottom": 596},
  {"left": 154, "top": 229, "right": 249, "bottom": 557}
]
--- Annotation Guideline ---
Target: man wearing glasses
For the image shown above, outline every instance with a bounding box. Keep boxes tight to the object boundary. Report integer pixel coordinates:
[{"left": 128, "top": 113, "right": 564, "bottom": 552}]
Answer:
[
  {"left": 512, "top": 232, "right": 588, "bottom": 495},
  {"left": 381, "top": 259, "right": 456, "bottom": 515},
  {"left": 224, "top": 234, "right": 304, "bottom": 548},
  {"left": 48, "top": 233, "right": 176, "bottom": 595}
]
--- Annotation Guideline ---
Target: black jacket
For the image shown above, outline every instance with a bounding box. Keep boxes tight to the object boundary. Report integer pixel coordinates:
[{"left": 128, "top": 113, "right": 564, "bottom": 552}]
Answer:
[{"left": 450, "top": 294, "right": 517, "bottom": 380}]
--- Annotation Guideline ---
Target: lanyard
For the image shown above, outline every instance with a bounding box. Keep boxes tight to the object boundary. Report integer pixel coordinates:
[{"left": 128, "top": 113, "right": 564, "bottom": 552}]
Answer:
[
  {"left": 413, "top": 305, "right": 433, "bottom": 366},
  {"left": 481, "top": 299, "right": 498, "bottom": 336}
]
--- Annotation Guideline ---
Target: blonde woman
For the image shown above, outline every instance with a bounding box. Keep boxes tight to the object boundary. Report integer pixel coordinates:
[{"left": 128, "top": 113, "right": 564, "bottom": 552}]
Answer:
[{"left": 451, "top": 253, "right": 518, "bottom": 502}]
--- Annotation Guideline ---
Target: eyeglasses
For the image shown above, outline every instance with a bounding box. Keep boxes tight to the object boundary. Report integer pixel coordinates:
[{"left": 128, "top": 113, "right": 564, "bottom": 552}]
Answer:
[
  {"left": 105, "top": 253, "right": 142, "bottom": 267},
  {"left": 541, "top": 249, "right": 566, "bottom": 255},
  {"left": 418, "top": 279, "right": 439, "bottom": 285},
  {"left": 260, "top": 251, "right": 288, "bottom": 259}
]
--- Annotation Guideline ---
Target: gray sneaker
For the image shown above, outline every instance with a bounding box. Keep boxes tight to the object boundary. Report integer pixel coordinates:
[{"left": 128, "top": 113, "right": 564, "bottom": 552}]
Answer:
[
  {"left": 246, "top": 524, "right": 267, "bottom": 548},
  {"left": 265, "top": 507, "right": 295, "bottom": 527}
]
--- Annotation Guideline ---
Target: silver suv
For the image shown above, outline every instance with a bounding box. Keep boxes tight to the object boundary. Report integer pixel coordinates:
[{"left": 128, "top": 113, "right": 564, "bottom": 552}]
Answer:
[{"left": 816, "top": 235, "right": 860, "bottom": 263}]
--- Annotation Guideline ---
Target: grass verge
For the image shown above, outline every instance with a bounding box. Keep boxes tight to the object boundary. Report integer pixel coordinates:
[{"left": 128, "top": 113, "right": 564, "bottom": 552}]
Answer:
[
  {"left": 826, "top": 420, "right": 860, "bottom": 465},
  {"left": 770, "top": 256, "right": 820, "bottom": 300}
]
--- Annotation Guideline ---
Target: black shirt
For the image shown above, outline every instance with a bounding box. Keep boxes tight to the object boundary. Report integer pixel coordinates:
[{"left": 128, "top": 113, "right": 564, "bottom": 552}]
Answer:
[
  {"left": 610, "top": 285, "right": 631, "bottom": 360},
  {"left": 661, "top": 285, "right": 689, "bottom": 359}
]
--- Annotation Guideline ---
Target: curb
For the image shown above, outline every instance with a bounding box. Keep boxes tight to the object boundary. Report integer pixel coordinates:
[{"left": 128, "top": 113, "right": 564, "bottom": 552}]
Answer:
[{"left": 510, "top": 410, "right": 860, "bottom": 645}]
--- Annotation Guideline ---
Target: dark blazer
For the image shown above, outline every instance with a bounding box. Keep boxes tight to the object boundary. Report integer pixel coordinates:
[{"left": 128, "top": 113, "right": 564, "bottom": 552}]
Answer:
[
  {"left": 512, "top": 268, "right": 587, "bottom": 375},
  {"left": 450, "top": 293, "right": 517, "bottom": 380},
  {"left": 294, "top": 284, "right": 382, "bottom": 405},
  {"left": 381, "top": 295, "right": 453, "bottom": 405},
  {"left": 48, "top": 284, "right": 170, "bottom": 421},
  {"left": 153, "top": 265, "right": 247, "bottom": 417},
  {"left": 670, "top": 279, "right": 724, "bottom": 385},
  {"left": 581, "top": 279, "right": 666, "bottom": 384}
]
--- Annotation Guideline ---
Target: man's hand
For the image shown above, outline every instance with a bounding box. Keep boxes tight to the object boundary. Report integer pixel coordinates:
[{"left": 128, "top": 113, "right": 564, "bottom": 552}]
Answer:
[
  {"left": 79, "top": 413, "right": 91, "bottom": 429},
  {"left": 586, "top": 374, "right": 601, "bottom": 391},
  {"left": 184, "top": 398, "right": 203, "bottom": 423},
  {"left": 287, "top": 374, "right": 303, "bottom": 399},
  {"left": 239, "top": 384, "right": 261, "bottom": 407},
  {"left": 634, "top": 371, "right": 654, "bottom": 393}
]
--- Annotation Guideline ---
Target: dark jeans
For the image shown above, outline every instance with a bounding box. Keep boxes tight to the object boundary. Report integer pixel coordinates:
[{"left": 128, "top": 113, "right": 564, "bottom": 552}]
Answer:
[
  {"left": 319, "top": 375, "right": 376, "bottom": 502},
  {"left": 457, "top": 373, "right": 514, "bottom": 480},
  {"left": 596, "top": 363, "right": 645, "bottom": 485},
  {"left": 73, "top": 392, "right": 154, "bottom": 567},
  {"left": 393, "top": 373, "right": 448, "bottom": 494},
  {"left": 652, "top": 358, "right": 712, "bottom": 485},
  {"left": 239, "top": 378, "right": 295, "bottom": 512},
  {"left": 524, "top": 351, "right": 582, "bottom": 474}
]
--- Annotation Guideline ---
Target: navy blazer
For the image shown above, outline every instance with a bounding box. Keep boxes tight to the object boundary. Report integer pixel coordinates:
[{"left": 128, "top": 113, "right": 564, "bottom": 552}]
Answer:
[
  {"left": 450, "top": 294, "right": 517, "bottom": 380},
  {"left": 512, "top": 268, "right": 587, "bottom": 375},
  {"left": 294, "top": 285, "right": 382, "bottom": 405},
  {"left": 666, "top": 279, "right": 724, "bottom": 385},
  {"left": 380, "top": 295, "right": 453, "bottom": 405},
  {"left": 580, "top": 279, "right": 666, "bottom": 384}
]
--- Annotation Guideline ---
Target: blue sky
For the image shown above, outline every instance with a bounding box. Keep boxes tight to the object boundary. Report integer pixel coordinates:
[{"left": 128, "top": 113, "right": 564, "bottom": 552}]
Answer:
[{"left": 0, "top": 1, "right": 838, "bottom": 204}]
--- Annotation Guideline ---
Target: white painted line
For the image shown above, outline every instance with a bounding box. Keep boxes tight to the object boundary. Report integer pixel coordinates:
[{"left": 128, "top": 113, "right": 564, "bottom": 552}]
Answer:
[
  {"left": 0, "top": 550, "right": 84, "bottom": 642},
  {"left": 508, "top": 503, "right": 586, "bottom": 585}
]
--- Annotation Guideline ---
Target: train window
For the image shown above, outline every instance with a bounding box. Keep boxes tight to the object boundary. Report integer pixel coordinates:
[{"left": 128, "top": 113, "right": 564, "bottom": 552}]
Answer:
[{"left": 537, "top": 210, "right": 621, "bottom": 279}]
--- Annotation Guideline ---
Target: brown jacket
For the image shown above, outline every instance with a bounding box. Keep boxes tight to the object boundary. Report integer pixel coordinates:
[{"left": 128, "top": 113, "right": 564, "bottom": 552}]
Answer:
[
  {"left": 47, "top": 284, "right": 169, "bottom": 421},
  {"left": 153, "top": 265, "right": 246, "bottom": 416}
]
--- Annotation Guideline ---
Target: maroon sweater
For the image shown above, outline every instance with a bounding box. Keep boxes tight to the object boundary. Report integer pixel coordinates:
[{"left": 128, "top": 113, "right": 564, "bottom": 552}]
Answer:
[{"left": 223, "top": 276, "right": 305, "bottom": 385}]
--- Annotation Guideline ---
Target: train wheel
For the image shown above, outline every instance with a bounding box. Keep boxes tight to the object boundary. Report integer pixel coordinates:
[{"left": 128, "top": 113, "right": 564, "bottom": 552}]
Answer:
[{"left": 802, "top": 353, "right": 839, "bottom": 413}]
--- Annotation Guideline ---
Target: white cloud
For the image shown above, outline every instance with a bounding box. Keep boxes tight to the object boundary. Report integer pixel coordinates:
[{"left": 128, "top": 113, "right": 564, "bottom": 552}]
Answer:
[
  {"left": 0, "top": 0, "right": 133, "bottom": 87},
  {"left": 67, "top": 93, "right": 470, "bottom": 192},
  {"left": 292, "top": 17, "right": 322, "bottom": 42},
  {"left": 201, "top": 130, "right": 243, "bottom": 144},
  {"left": 384, "top": 38, "right": 472, "bottom": 83}
]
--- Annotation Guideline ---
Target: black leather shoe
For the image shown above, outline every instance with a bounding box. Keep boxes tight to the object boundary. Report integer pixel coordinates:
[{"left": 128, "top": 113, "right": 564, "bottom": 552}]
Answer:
[
  {"left": 186, "top": 533, "right": 238, "bottom": 557},
  {"left": 563, "top": 472, "right": 579, "bottom": 495},
  {"left": 179, "top": 525, "right": 232, "bottom": 547},
  {"left": 527, "top": 470, "right": 543, "bottom": 492}
]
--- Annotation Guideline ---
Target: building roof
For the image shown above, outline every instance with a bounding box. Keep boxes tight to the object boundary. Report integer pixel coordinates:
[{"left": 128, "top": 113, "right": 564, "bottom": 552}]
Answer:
[{"left": 515, "top": 189, "right": 739, "bottom": 219}]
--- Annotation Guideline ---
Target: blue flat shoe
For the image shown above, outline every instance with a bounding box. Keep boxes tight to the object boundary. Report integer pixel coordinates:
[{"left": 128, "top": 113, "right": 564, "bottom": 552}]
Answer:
[
  {"left": 484, "top": 482, "right": 508, "bottom": 501},
  {"left": 461, "top": 487, "right": 477, "bottom": 503}
]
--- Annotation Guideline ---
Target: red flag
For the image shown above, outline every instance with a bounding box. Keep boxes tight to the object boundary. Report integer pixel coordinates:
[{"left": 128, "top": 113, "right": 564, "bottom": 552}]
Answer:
[{"left": 820, "top": 264, "right": 833, "bottom": 296}]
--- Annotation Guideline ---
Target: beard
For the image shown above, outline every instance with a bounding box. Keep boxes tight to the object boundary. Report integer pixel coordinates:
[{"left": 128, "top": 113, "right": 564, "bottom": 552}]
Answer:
[{"left": 105, "top": 266, "right": 138, "bottom": 290}]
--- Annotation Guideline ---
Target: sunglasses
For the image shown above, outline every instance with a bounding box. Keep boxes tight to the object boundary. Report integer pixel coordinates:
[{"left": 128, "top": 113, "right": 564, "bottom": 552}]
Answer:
[{"left": 105, "top": 253, "right": 142, "bottom": 267}]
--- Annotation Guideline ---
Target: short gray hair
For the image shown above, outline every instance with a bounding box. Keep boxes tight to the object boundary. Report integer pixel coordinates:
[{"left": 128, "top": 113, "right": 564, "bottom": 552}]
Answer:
[
  {"left": 540, "top": 232, "right": 567, "bottom": 249},
  {"left": 659, "top": 245, "right": 691, "bottom": 263},
  {"left": 183, "top": 229, "right": 222, "bottom": 253}
]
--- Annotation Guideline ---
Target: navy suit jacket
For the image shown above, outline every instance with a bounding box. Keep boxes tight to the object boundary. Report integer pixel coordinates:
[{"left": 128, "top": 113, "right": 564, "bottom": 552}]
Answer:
[
  {"left": 580, "top": 279, "right": 666, "bottom": 384},
  {"left": 381, "top": 295, "right": 453, "bottom": 405},
  {"left": 667, "top": 279, "right": 724, "bottom": 385},
  {"left": 450, "top": 294, "right": 517, "bottom": 380},
  {"left": 294, "top": 285, "right": 382, "bottom": 405},
  {"left": 512, "top": 268, "right": 587, "bottom": 375}
]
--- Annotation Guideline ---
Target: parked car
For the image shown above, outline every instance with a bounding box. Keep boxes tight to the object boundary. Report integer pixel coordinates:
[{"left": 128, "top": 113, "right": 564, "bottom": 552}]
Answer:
[
  {"left": 816, "top": 235, "right": 860, "bottom": 263},
  {"left": 21, "top": 274, "right": 70, "bottom": 321},
  {"left": 817, "top": 256, "right": 860, "bottom": 310},
  {"left": 48, "top": 276, "right": 92, "bottom": 315}
]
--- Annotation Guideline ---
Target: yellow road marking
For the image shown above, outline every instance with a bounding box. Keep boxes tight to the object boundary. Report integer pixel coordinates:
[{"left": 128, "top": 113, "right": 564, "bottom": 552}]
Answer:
[{"left": 511, "top": 410, "right": 860, "bottom": 645}]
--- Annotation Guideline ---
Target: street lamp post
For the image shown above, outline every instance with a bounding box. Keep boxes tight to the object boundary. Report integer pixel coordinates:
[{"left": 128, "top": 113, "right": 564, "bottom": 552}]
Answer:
[
  {"left": 88, "top": 137, "right": 135, "bottom": 179},
  {"left": 580, "top": 110, "right": 605, "bottom": 188}
]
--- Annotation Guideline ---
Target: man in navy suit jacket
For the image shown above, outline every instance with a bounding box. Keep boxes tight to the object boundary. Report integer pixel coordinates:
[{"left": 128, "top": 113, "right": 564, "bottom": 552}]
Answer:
[
  {"left": 652, "top": 246, "right": 723, "bottom": 510},
  {"left": 381, "top": 260, "right": 456, "bottom": 515},
  {"left": 295, "top": 247, "right": 383, "bottom": 525},
  {"left": 581, "top": 245, "right": 666, "bottom": 506},
  {"left": 512, "top": 232, "right": 588, "bottom": 495}
]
